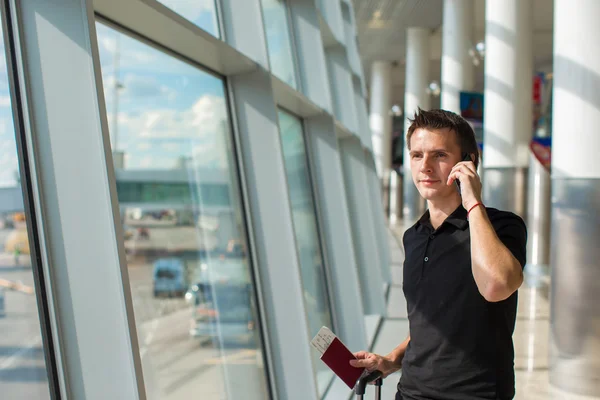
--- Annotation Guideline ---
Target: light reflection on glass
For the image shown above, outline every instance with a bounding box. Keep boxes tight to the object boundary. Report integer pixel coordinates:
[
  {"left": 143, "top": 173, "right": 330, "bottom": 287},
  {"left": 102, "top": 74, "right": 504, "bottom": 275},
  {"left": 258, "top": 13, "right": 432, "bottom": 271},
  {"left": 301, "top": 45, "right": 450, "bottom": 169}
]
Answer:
[
  {"left": 278, "top": 109, "right": 333, "bottom": 395},
  {"left": 96, "top": 22, "right": 270, "bottom": 400},
  {"left": 260, "top": 0, "right": 298, "bottom": 88},
  {"left": 158, "top": 0, "right": 220, "bottom": 37}
]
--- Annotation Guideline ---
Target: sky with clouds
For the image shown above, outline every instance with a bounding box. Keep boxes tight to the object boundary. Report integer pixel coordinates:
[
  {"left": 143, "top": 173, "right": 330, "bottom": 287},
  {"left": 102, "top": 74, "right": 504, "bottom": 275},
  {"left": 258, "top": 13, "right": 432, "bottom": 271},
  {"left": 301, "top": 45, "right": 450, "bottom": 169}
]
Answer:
[
  {"left": 159, "top": 0, "right": 219, "bottom": 36},
  {"left": 96, "top": 20, "right": 232, "bottom": 172},
  {"left": 0, "top": 0, "right": 299, "bottom": 188}
]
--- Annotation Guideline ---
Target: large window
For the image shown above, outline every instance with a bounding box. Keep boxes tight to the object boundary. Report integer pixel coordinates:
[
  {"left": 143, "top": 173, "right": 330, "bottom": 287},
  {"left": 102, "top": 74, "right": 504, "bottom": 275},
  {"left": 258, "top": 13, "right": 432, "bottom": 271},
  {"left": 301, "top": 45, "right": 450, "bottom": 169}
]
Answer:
[
  {"left": 96, "top": 22, "right": 269, "bottom": 400},
  {"left": 260, "top": 0, "right": 299, "bottom": 89},
  {"left": 0, "top": 10, "right": 52, "bottom": 399},
  {"left": 158, "top": 0, "right": 220, "bottom": 37},
  {"left": 277, "top": 110, "right": 333, "bottom": 395}
]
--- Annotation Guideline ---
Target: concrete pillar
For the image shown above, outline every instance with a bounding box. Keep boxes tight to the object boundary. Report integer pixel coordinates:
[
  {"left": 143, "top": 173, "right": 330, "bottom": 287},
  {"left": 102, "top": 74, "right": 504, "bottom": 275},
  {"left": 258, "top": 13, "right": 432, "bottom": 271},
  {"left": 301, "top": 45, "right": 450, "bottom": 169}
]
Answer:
[
  {"left": 549, "top": 0, "right": 600, "bottom": 396},
  {"left": 482, "top": 0, "right": 533, "bottom": 217},
  {"left": 403, "top": 28, "right": 430, "bottom": 221},
  {"left": 369, "top": 61, "right": 393, "bottom": 218},
  {"left": 440, "top": 0, "right": 475, "bottom": 113},
  {"left": 370, "top": 62, "right": 393, "bottom": 180}
]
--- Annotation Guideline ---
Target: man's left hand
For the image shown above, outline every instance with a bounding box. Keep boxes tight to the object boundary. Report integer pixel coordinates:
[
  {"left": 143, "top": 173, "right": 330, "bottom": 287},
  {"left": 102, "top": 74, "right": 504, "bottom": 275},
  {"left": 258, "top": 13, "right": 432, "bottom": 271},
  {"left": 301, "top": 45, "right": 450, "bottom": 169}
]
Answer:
[{"left": 447, "top": 160, "right": 482, "bottom": 211}]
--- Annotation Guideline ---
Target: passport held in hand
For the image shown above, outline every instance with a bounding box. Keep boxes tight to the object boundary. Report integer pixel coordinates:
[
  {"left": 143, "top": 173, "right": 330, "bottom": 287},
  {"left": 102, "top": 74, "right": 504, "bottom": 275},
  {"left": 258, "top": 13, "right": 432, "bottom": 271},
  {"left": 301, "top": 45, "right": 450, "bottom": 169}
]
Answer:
[{"left": 310, "top": 326, "right": 365, "bottom": 389}]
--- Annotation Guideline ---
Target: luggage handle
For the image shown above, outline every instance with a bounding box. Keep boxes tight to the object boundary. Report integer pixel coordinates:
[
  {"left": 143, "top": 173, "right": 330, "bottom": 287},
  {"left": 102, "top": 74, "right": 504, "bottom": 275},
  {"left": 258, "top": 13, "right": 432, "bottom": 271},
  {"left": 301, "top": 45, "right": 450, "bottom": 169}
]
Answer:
[{"left": 355, "top": 370, "right": 383, "bottom": 399}]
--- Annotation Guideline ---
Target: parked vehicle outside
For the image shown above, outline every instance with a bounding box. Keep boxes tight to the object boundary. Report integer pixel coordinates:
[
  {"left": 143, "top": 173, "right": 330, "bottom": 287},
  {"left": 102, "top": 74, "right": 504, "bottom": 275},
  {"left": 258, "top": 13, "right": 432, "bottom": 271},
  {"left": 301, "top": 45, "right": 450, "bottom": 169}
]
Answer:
[
  {"left": 185, "top": 258, "right": 256, "bottom": 346},
  {"left": 153, "top": 258, "right": 187, "bottom": 297}
]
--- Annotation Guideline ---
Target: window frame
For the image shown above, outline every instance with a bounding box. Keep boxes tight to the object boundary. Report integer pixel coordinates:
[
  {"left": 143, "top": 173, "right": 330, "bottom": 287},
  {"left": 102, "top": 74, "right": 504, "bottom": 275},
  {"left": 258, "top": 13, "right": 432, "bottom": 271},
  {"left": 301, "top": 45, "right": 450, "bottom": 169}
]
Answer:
[{"left": 94, "top": 15, "right": 277, "bottom": 399}]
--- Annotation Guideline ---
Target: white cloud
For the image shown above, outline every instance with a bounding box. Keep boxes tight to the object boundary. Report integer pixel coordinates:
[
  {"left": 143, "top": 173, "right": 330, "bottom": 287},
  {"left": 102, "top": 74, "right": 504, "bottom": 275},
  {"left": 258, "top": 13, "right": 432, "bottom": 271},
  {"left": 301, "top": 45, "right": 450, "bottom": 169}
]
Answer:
[
  {"left": 161, "top": 143, "right": 180, "bottom": 152},
  {"left": 0, "top": 119, "right": 12, "bottom": 137},
  {"left": 0, "top": 139, "right": 19, "bottom": 186},
  {"left": 137, "top": 142, "right": 152, "bottom": 151},
  {"left": 122, "top": 74, "right": 176, "bottom": 99},
  {"left": 132, "top": 94, "right": 226, "bottom": 140},
  {"left": 115, "top": 94, "right": 231, "bottom": 169},
  {"left": 139, "top": 156, "right": 154, "bottom": 168},
  {"left": 0, "top": 96, "right": 11, "bottom": 107},
  {"left": 99, "top": 35, "right": 117, "bottom": 54}
]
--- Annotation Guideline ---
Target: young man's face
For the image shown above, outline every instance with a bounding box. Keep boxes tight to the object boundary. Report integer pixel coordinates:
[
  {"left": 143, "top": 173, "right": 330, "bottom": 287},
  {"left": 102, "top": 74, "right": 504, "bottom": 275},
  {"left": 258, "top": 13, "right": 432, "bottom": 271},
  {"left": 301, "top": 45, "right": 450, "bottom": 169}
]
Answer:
[{"left": 409, "top": 127, "right": 463, "bottom": 201}]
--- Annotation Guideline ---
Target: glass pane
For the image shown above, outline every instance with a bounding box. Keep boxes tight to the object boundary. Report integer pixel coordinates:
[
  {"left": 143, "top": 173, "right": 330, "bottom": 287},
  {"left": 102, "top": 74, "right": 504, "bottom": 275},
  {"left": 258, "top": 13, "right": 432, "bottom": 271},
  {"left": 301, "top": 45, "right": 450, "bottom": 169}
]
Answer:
[
  {"left": 0, "top": 10, "right": 52, "bottom": 399},
  {"left": 158, "top": 0, "right": 220, "bottom": 38},
  {"left": 260, "top": 0, "right": 298, "bottom": 89},
  {"left": 277, "top": 110, "right": 333, "bottom": 395},
  {"left": 96, "top": 22, "right": 270, "bottom": 400}
]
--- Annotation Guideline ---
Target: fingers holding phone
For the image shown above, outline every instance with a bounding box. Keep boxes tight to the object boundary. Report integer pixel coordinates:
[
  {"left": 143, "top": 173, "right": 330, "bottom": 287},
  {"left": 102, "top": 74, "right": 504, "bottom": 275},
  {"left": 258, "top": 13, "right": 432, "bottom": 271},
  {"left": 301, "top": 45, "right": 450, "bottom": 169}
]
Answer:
[{"left": 447, "top": 154, "right": 482, "bottom": 209}]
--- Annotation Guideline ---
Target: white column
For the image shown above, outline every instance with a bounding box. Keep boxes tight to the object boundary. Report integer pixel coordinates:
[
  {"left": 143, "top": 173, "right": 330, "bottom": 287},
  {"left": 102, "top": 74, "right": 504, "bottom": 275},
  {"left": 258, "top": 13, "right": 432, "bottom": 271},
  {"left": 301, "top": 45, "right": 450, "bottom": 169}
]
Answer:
[
  {"left": 482, "top": 0, "right": 532, "bottom": 215},
  {"left": 551, "top": 1, "right": 600, "bottom": 179},
  {"left": 369, "top": 61, "right": 393, "bottom": 220},
  {"left": 369, "top": 61, "right": 392, "bottom": 180},
  {"left": 403, "top": 28, "right": 430, "bottom": 221},
  {"left": 441, "top": 0, "right": 475, "bottom": 113},
  {"left": 550, "top": 0, "right": 600, "bottom": 396}
]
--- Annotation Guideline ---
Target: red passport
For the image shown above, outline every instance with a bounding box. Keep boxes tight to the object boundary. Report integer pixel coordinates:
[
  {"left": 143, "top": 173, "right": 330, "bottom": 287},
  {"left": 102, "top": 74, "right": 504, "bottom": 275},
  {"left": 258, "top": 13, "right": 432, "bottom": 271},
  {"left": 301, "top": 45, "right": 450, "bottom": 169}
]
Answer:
[{"left": 320, "top": 337, "right": 365, "bottom": 389}]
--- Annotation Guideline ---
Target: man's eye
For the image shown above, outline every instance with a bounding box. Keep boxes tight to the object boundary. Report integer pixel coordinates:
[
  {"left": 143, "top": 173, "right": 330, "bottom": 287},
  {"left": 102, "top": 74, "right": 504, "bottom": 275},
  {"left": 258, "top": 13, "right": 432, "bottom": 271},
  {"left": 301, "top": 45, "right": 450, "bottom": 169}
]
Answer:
[
  {"left": 412, "top": 154, "right": 422, "bottom": 159},
  {"left": 436, "top": 153, "right": 447, "bottom": 158}
]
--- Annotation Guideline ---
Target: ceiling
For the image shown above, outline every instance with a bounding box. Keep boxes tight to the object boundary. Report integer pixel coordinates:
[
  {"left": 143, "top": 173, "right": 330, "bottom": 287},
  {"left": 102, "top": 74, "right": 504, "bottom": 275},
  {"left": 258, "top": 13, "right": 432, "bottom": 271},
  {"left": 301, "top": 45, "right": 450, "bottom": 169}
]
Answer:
[{"left": 352, "top": 0, "right": 555, "bottom": 105}]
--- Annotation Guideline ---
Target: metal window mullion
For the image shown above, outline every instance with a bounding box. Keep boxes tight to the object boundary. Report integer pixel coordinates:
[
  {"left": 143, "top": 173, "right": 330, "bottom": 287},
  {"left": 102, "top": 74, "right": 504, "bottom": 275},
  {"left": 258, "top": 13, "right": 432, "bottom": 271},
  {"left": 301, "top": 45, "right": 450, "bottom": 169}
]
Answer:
[
  {"left": 294, "top": 115, "right": 339, "bottom": 335},
  {"left": 280, "top": 0, "right": 304, "bottom": 94},
  {"left": 0, "top": 1, "right": 63, "bottom": 397},
  {"left": 352, "top": 79, "right": 372, "bottom": 152},
  {"left": 339, "top": 137, "right": 386, "bottom": 316},
  {"left": 220, "top": 0, "right": 270, "bottom": 68},
  {"left": 316, "top": 0, "right": 344, "bottom": 45},
  {"left": 224, "top": 77, "right": 278, "bottom": 400},
  {"left": 288, "top": 0, "right": 333, "bottom": 113},
  {"left": 325, "top": 46, "right": 359, "bottom": 136},
  {"left": 363, "top": 151, "right": 392, "bottom": 285},
  {"left": 305, "top": 114, "right": 367, "bottom": 352},
  {"left": 7, "top": 0, "right": 145, "bottom": 398},
  {"left": 229, "top": 68, "right": 318, "bottom": 400}
]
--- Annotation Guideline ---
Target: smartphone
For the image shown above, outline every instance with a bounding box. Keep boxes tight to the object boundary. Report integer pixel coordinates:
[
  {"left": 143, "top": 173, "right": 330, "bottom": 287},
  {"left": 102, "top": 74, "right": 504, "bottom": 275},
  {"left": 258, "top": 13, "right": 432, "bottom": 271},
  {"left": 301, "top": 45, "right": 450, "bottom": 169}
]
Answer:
[{"left": 455, "top": 153, "right": 471, "bottom": 194}]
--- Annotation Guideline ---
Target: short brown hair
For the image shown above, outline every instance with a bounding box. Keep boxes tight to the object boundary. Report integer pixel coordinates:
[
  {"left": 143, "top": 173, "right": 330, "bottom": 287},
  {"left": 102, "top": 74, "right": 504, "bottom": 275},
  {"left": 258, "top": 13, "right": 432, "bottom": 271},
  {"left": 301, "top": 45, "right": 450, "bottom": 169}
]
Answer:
[{"left": 406, "top": 108, "right": 479, "bottom": 169}]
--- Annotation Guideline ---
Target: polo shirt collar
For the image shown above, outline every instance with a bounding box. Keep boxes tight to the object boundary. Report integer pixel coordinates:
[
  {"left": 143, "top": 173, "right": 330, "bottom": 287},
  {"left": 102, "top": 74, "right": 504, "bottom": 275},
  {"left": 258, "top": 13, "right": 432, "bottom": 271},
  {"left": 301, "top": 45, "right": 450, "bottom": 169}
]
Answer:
[{"left": 416, "top": 205, "right": 469, "bottom": 231}]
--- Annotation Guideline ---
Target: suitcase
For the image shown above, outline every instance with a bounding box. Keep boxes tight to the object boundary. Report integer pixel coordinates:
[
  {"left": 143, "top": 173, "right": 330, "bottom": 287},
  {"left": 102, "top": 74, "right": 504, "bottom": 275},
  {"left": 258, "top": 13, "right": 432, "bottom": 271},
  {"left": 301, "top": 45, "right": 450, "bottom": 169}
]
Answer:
[{"left": 355, "top": 370, "right": 383, "bottom": 400}]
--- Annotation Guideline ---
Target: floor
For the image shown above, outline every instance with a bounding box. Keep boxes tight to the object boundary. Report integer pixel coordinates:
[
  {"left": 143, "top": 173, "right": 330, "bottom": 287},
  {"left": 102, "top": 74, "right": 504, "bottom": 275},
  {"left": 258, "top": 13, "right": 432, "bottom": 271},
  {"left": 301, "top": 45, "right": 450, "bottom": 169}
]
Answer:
[{"left": 363, "top": 223, "right": 600, "bottom": 400}]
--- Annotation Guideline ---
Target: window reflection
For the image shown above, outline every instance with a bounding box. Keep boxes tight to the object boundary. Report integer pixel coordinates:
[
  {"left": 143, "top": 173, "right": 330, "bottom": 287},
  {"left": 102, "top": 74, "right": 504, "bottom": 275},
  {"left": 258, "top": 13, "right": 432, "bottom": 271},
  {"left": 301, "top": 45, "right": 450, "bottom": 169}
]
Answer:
[
  {"left": 260, "top": 0, "right": 298, "bottom": 88},
  {"left": 0, "top": 9, "right": 52, "bottom": 399},
  {"left": 96, "top": 22, "right": 269, "bottom": 400},
  {"left": 158, "top": 0, "right": 220, "bottom": 37},
  {"left": 277, "top": 110, "right": 333, "bottom": 395}
]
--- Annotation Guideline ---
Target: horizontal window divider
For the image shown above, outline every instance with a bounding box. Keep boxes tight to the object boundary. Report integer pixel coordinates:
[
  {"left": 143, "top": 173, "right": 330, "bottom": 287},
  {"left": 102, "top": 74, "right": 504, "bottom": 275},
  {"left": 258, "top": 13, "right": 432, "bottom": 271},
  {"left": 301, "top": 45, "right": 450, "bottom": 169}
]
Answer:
[
  {"left": 94, "top": 0, "right": 259, "bottom": 76},
  {"left": 271, "top": 75, "right": 324, "bottom": 119}
]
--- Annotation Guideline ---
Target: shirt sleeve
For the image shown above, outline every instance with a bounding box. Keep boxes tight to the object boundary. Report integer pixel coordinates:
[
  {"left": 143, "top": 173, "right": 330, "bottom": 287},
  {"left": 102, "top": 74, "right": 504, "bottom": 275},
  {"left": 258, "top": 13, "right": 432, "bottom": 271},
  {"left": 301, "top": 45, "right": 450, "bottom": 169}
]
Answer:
[{"left": 492, "top": 212, "right": 528, "bottom": 268}]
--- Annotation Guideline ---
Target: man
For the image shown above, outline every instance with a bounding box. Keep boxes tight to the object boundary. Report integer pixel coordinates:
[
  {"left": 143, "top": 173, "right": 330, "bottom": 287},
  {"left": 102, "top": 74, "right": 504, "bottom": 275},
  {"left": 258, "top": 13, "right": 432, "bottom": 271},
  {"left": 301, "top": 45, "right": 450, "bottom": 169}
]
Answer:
[{"left": 350, "top": 108, "right": 527, "bottom": 400}]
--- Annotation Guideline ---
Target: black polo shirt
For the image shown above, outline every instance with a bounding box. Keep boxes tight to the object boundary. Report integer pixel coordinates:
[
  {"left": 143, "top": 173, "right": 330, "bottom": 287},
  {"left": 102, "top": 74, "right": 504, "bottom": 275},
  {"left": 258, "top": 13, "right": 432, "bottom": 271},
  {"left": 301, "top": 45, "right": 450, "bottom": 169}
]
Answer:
[{"left": 398, "top": 206, "right": 527, "bottom": 400}]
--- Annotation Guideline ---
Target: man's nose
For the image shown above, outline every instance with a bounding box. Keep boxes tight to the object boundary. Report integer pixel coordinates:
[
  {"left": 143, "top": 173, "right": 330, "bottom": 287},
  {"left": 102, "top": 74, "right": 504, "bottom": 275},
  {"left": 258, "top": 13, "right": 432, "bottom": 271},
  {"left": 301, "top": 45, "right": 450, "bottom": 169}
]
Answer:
[{"left": 420, "top": 155, "right": 433, "bottom": 172}]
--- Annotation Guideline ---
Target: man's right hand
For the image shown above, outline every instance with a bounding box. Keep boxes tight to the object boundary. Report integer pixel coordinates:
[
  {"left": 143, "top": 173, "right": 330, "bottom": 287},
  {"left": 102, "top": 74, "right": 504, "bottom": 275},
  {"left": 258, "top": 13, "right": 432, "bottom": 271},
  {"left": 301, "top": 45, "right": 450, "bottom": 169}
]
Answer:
[{"left": 349, "top": 351, "right": 401, "bottom": 379}]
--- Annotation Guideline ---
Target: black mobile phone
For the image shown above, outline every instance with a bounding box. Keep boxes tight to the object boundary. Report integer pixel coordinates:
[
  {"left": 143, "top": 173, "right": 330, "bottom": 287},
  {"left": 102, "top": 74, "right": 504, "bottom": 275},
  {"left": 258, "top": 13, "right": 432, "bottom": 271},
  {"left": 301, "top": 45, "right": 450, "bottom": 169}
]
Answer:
[{"left": 455, "top": 153, "right": 471, "bottom": 193}]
